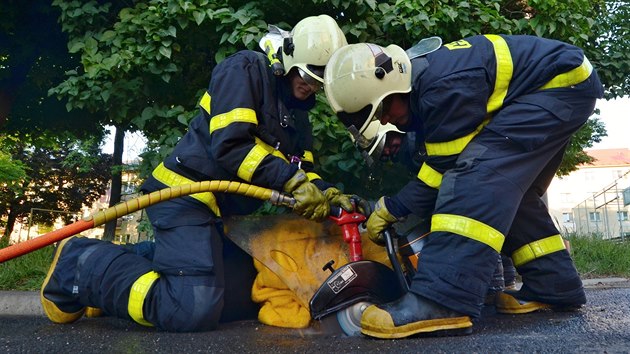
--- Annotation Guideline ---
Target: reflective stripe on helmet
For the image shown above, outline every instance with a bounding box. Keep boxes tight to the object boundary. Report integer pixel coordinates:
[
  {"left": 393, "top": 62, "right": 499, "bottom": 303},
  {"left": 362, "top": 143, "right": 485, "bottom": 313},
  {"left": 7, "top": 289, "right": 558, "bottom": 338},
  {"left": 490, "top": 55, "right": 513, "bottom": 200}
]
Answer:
[
  {"left": 128, "top": 271, "right": 160, "bottom": 327},
  {"left": 511, "top": 234, "right": 566, "bottom": 267},
  {"left": 431, "top": 213, "right": 505, "bottom": 252}
]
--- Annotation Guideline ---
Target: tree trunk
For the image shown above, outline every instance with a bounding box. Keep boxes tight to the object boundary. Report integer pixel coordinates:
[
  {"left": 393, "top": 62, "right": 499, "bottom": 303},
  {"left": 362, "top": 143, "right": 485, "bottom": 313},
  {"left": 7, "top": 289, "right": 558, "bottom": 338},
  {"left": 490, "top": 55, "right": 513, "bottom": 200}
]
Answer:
[
  {"left": 102, "top": 126, "right": 125, "bottom": 242},
  {"left": 1, "top": 208, "right": 17, "bottom": 245},
  {"left": 1, "top": 182, "right": 27, "bottom": 245}
]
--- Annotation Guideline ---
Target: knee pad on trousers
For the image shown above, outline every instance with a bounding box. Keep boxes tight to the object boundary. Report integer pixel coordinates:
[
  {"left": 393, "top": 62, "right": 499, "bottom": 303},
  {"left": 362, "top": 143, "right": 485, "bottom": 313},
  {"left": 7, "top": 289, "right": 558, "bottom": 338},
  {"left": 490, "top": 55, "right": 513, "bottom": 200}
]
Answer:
[{"left": 145, "top": 275, "right": 224, "bottom": 332}]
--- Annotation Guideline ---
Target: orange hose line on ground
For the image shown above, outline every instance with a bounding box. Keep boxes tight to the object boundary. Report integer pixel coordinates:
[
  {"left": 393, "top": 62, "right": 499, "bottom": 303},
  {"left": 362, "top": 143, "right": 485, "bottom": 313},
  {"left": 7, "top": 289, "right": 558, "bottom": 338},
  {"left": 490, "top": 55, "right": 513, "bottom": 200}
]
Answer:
[
  {"left": 0, "top": 181, "right": 293, "bottom": 263},
  {"left": 0, "top": 219, "right": 94, "bottom": 263}
]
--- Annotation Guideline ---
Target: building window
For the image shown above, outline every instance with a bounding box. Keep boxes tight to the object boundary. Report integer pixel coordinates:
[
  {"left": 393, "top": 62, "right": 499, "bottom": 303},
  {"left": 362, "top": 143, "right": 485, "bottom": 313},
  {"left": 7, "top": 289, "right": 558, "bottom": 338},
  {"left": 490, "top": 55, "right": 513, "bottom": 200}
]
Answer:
[
  {"left": 562, "top": 213, "right": 573, "bottom": 223},
  {"left": 589, "top": 212, "right": 601, "bottom": 222},
  {"left": 618, "top": 211, "right": 629, "bottom": 221},
  {"left": 584, "top": 171, "right": 596, "bottom": 181}
]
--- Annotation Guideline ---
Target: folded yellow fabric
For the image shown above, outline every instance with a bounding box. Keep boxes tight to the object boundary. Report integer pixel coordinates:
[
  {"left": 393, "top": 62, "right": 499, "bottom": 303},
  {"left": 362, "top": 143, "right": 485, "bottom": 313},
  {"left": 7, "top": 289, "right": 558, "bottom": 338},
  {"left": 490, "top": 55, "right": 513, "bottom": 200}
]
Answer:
[
  {"left": 244, "top": 215, "right": 392, "bottom": 329},
  {"left": 252, "top": 259, "right": 311, "bottom": 328}
]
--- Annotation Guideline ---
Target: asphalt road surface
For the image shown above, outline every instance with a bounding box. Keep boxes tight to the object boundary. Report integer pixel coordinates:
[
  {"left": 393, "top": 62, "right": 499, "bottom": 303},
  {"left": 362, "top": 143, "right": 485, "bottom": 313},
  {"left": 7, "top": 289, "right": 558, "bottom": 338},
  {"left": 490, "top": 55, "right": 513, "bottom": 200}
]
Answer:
[{"left": 1, "top": 284, "right": 629, "bottom": 353}]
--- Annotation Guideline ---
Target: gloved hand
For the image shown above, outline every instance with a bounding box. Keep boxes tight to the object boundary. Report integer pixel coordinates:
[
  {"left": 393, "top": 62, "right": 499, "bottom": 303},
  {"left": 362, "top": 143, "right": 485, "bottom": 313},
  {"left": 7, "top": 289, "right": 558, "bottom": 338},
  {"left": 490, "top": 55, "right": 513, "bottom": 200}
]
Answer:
[
  {"left": 366, "top": 197, "right": 399, "bottom": 246},
  {"left": 350, "top": 195, "right": 374, "bottom": 217},
  {"left": 323, "top": 187, "right": 354, "bottom": 212},
  {"left": 284, "top": 170, "right": 330, "bottom": 222}
]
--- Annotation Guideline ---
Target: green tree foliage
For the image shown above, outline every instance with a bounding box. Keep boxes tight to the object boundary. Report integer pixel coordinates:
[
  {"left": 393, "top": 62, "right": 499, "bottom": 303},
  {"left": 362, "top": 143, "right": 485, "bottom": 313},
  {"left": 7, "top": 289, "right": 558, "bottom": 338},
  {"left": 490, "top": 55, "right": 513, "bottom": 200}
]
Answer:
[
  {"left": 0, "top": 134, "right": 112, "bottom": 242},
  {"left": 0, "top": 141, "right": 26, "bottom": 186},
  {"left": 0, "top": 0, "right": 105, "bottom": 137},
  {"left": 46, "top": 0, "right": 630, "bottom": 199}
]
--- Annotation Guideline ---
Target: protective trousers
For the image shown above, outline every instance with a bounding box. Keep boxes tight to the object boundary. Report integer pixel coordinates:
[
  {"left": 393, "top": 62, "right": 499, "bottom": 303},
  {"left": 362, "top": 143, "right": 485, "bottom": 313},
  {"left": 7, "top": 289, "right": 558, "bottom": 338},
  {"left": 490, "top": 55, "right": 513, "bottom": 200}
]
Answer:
[
  {"left": 411, "top": 76, "right": 600, "bottom": 317},
  {"left": 58, "top": 196, "right": 257, "bottom": 331}
]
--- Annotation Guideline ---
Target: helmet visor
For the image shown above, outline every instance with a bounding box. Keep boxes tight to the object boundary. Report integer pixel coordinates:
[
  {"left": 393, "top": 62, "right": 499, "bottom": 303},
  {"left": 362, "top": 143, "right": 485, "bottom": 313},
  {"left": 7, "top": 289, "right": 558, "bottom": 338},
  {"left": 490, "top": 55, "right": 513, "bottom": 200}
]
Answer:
[
  {"left": 338, "top": 100, "right": 384, "bottom": 135},
  {"left": 298, "top": 67, "right": 323, "bottom": 92}
]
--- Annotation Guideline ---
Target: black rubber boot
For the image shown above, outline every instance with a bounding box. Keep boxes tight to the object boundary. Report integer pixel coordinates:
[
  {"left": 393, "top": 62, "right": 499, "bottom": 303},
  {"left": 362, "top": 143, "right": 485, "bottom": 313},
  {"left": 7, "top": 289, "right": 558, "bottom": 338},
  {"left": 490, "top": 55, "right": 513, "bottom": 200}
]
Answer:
[
  {"left": 40, "top": 236, "right": 90, "bottom": 323},
  {"left": 360, "top": 292, "right": 473, "bottom": 339}
]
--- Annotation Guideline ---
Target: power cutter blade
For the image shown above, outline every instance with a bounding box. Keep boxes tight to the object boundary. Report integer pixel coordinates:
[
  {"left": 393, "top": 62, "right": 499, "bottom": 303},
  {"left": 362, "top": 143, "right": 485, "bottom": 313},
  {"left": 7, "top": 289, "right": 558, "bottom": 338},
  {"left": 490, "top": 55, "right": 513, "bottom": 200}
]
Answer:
[{"left": 336, "top": 302, "right": 371, "bottom": 337}]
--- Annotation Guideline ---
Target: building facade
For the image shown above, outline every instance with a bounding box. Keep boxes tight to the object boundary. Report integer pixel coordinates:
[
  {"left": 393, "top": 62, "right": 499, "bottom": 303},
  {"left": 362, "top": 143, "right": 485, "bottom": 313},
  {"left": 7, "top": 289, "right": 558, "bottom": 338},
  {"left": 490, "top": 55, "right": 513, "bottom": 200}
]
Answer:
[{"left": 547, "top": 149, "right": 630, "bottom": 240}]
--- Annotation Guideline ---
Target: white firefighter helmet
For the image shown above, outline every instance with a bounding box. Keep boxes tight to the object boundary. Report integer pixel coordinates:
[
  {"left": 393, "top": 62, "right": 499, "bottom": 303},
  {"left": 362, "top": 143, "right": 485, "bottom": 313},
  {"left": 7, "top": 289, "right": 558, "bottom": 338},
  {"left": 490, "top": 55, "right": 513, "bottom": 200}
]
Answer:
[
  {"left": 324, "top": 43, "right": 412, "bottom": 137},
  {"left": 281, "top": 15, "right": 347, "bottom": 84}
]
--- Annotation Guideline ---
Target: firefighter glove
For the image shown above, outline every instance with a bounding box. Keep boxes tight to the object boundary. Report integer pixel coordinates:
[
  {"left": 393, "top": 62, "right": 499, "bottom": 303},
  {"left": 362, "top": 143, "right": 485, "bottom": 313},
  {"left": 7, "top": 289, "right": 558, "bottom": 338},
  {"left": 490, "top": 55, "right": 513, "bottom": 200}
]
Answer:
[
  {"left": 351, "top": 195, "right": 374, "bottom": 217},
  {"left": 323, "top": 187, "right": 354, "bottom": 212},
  {"left": 284, "top": 170, "right": 330, "bottom": 222},
  {"left": 366, "top": 197, "right": 399, "bottom": 246}
]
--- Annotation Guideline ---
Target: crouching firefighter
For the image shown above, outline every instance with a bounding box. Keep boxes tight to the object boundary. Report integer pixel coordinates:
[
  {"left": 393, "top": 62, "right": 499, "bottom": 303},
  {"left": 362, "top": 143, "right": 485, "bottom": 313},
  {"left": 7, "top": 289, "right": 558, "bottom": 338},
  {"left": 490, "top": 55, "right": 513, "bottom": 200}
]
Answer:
[
  {"left": 40, "top": 14, "right": 349, "bottom": 332},
  {"left": 356, "top": 119, "right": 519, "bottom": 305},
  {"left": 323, "top": 35, "right": 604, "bottom": 338}
]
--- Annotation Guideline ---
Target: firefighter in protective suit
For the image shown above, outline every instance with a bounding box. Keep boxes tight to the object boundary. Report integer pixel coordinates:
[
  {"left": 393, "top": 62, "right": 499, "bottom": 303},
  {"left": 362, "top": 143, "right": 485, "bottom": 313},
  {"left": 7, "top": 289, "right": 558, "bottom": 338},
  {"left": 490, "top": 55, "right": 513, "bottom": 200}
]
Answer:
[
  {"left": 324, "top": 35, "right": 604, "bottom": 339},
  {"left": 359, "top": 120, "right": 519, "bottom": 303},
  {"left": 40, "top": 15, "right": 349, "bottom": 332}
]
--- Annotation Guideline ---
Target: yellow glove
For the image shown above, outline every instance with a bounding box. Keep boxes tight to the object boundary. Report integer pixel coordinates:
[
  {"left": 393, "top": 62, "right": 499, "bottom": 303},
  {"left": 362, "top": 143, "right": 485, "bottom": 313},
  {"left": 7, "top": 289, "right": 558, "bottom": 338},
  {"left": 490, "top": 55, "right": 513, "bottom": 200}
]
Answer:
[
  {"left": 366, "top": 197, "right": 399, "bottom": 246},
  {"left": 323, "top": 187, "right": 354, "bottom": 212},
  {"left": 283, "top": 170, "right": 330, "bottom": 222}
]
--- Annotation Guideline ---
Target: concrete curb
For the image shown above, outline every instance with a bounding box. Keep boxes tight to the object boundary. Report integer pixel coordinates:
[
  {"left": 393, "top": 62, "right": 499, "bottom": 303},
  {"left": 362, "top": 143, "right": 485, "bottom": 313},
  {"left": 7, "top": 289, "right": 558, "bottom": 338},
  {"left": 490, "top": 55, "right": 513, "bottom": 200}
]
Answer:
[
  {"left": 1, "top": 278, "right": 627, "bottom": 317},
  {"left": 0, "top": 291, "right": 44, "bottom": 316},
  {"left": 581, "top": 277, "right": 630, "bottom": 287}
]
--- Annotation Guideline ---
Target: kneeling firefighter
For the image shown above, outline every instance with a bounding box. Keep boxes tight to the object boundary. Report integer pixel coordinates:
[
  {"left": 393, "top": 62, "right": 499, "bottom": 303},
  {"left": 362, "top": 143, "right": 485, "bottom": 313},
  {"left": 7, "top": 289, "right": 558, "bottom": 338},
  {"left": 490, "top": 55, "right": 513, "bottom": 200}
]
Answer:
[
  {"left": 40, "top": 15, "right": 349, "bottom": 332},
  {"left": 324, "top": 35, "right": 603, "bottom": 338}
]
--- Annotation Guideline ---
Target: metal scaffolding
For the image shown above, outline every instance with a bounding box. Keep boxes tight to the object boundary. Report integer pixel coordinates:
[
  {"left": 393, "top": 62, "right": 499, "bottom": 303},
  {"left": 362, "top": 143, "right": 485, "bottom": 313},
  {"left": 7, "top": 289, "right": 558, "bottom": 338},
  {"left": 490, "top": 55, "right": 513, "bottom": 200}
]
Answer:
[{"left": 571, "top": 170, "right": 630, "bottom": 240}]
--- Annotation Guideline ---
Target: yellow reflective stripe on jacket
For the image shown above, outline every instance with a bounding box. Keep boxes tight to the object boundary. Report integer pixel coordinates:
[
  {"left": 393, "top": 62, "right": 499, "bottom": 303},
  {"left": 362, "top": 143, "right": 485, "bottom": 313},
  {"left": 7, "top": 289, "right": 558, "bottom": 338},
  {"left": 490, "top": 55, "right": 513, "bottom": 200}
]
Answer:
[
  {"left": 238, "top": 145, "right": 269, "bottom": 182},
  {"left": 302, "top": 151, "right": 314, "bottom": 163},
  {"left": 484, "top": 34, "right": 513, "bottom": 113},
  {"left": 431, "top": 214, "right": 505, "bottom": 252},
  {"left": 238, "top": 137, "right": 292, "bottom": 182},
  {"left": 417, "top": 162, "right": 443, "bottom": 189},
  {"left": 253, "top": 137, "right": 288, "bottom": 162},
  {"left": 200, "top": 92, "right": 211, "bottom": 114},
  {"left": 540, "top": 56, "right": 593, "bottom": 90},
  {"left": 424, "top": 119, "right": 489, "bottom": 156},
  {"left": 128, "top": 271, "right": 160, "bottom": 327},
  {"left": 306, "top": 172, "right": 322, "bottom": 181},
  {"left": 152, "top": 162, "right": 221, "bottom": 216},
  {"left": 209, "top": 108, "right": 258, "bottom": 134},
  {"left": 511, "top": 234, "right": 566, "bottom": 267}
]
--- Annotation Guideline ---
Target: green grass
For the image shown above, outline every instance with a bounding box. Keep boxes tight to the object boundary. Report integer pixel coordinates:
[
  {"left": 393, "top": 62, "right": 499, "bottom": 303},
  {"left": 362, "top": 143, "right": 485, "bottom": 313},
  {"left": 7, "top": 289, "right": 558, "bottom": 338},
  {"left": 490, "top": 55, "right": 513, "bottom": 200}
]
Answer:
[
  {"left": 567, "top": 234, "right": 630, "bottom": 278},
  {"left": 0, "top": 244, "right": 54, "bottom": 291},
  {"left": 0, "top": 235, "right": 628, "bottom": 291}
]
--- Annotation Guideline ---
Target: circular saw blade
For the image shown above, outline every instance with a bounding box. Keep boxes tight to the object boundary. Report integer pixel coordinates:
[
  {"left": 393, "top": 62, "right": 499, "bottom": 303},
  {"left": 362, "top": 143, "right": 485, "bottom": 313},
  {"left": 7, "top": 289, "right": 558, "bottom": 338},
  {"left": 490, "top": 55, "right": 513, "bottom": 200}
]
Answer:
[{"left": 336, "top": 302, "right": 371, "bottom": 336}]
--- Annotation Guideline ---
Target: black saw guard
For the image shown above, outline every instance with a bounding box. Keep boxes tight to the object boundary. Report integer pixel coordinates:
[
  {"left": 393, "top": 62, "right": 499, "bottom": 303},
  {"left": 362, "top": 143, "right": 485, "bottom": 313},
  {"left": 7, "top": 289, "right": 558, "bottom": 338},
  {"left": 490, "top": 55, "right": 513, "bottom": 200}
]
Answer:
[{"left": 309, "top": 260, "right": 406, "bottom": 320}]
